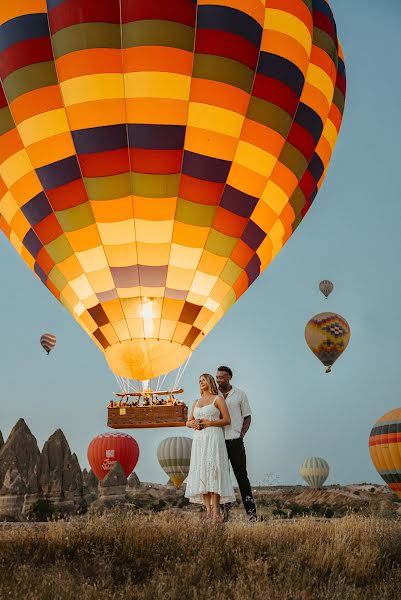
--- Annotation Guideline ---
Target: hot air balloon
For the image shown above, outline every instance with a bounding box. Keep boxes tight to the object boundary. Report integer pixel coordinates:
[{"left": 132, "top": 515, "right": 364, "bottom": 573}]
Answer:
[
  {"left": 40, "top": 332, "right": 56, "bottom": 355},
  {"left": 319, "top": 280, "right": 333, "bottom": 299},
  {"left": 87, "top": 432, "right": 139, "bottom": 481},
  {"left": 369, "top": 408, "right": 401, "bottom": 499},
  {"left": 0, "top": 1, "right": 346, "bottom": 382},
  {"left": 305, "top": 312, "right": 350, "bottom": 373},
  {"left": 300, "top": 457, "right": 329, "bottom": 488},
  {"left": 157, "top": 436, "right": 192, "bottom": 489}
]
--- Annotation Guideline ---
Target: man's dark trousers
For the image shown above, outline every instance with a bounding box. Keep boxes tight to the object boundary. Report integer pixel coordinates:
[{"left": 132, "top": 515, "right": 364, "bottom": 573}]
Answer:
[{"left": 224, "top": 438, "right": 256, "bottom": 519}]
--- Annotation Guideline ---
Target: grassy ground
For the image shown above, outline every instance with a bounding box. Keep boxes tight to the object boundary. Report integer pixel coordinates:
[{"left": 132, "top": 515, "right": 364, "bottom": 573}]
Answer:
[{"left": 0, "top": 512, "right": 400, "bottom": 599}]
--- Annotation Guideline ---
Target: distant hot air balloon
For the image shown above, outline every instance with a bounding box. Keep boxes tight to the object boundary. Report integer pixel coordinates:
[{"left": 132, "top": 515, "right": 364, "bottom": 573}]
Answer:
[
  {"left": 369, "top": 408, "right": 401, "bottom": 499},
  {"left": 0, "top": 1, "right": 346, "bottom": 382},
  {"left": 300, "top": 457, "right": 329, "bottom": 488},
  {"left": 157, "top": 436, "right": 192, "bottom": 489},
  {"left": 40, "top": 333, "right": 56, "bottom": 355},
  {"left": 88, "top": 433, "right": 139, "bottom": 481},
  {"left": 319, "top": 280, "right": 334, "bottom": 299},
  {"left": 305, "top": 312, "right": 350, "bottom": 373}
]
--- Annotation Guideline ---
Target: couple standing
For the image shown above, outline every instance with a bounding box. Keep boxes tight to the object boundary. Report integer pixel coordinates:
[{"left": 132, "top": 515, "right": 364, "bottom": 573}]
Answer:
[{"left": 185, "top": 366, "right": 257, "bottom": 523}]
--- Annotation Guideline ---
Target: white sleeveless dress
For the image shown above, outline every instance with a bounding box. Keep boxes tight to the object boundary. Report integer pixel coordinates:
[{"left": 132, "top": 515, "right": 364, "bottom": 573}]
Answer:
[{"left": 185, "top": 398, "right": 235, "bottom": 504}]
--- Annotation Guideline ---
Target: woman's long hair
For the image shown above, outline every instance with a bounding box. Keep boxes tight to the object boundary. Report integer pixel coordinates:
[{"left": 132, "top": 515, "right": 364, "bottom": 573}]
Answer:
[{"left": 199, "top": 373, "right": 219, "bottom": 396}]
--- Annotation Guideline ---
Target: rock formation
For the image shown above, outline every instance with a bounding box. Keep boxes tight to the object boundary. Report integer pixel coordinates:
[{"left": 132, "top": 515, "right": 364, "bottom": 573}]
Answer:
[
  {"left": 83, "top": 468, "right": 99, "bottom": 504},
  {"left": 0, "top": 419, "right": 41, "bottom": 520},
  {"left": 91, "top": 462, "right": 127, "bottom": 510},
  {"left": 39, "top": 429, "right": 84, "bottom": 512},
  {"left": 0, "top": 419, "right": 40, "bottom": 487},
  {"left": 0, "top": 430, "right": 3, "bottom": 450},
  {"left": 128, "top": 472, "right": 141, "bottom": 489}
]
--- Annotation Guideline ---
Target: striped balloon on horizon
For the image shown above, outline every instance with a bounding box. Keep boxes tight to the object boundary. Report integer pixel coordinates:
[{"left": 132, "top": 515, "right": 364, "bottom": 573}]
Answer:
[
  {"left": 0, "top": 1, "right": 346, "bottom": 380},
  {"left": 300, "top": 456, "right": 329, "bottom": 488},
  {"left": 40, "top": 332, "right": 56, "bottom": 354},
  {"left": 157, "top": 436, "right": 192, "bottom": 488},
  {"left": 369, "top": 408, "right": 401, "bottom": 499}
]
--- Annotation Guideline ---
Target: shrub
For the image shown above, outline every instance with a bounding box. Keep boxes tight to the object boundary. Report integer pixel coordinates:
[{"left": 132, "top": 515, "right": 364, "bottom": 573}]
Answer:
[{"left": 28, "top": 499, "right": 54, "bottom": 522}]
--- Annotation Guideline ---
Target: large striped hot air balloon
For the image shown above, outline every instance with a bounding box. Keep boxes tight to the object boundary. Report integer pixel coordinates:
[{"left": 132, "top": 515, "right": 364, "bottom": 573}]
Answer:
[
  {"left": 369, "top": 408, "right": 401, "bottom": 499},
  {"left": 305, "top": 312, "right": 350, "bottom": 372},
  {"left": 0, "top": 1, "right": 346, "bottom": 381},
  {"left": 87, "top": 432, "right": 139, "bottom": 480},
  {"left": 157, "top": 436, "right": 192, "bottom": 488},
  {"left": 40, "top": 332, "right": 56, "bottom": 354},
  {"left": 300, "top": 457, "right": 329, "bottom": 488}
]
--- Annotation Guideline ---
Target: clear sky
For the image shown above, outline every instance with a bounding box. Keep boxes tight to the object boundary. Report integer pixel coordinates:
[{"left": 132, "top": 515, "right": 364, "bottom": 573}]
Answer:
[{"left": 1, "top": 0, "right": 400, "bottom": 486}]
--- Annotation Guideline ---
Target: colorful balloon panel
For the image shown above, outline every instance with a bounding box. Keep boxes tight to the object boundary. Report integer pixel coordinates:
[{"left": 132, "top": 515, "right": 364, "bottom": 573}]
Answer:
[
  {"left": 369, "top": 408, "right": 401, "bottom": 499},
  {"left": 157, "top": 436, "right": 192, "bottom": 488},
  {"left": 87, "top": 432, "right": 139, "bottom": 481},
  {"left": 0, "top": 1, "right": 346, "bottom": 380},
  {"left": 300, "top": 456, "right": 329, "bottom": 488},
  {"left": 305, "top": 312, "right": 350, "bottom": 372}
]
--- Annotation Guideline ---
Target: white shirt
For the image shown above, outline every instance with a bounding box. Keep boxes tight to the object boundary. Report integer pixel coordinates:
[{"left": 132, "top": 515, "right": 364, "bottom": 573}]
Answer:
[{"left": 220, "top": 386, "right": 251, "bottom": 440}]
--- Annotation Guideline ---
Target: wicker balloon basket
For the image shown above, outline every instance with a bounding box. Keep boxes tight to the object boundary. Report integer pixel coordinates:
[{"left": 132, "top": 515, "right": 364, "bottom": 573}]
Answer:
[{"left": 107, "top": 388, "right": 188, "bottom": 429}]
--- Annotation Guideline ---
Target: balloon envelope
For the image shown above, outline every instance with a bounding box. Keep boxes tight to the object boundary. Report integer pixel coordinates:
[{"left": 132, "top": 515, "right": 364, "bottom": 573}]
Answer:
[
  {"left": 319, "top": 280, "right": 334, "bottom": 299},
  {"left": 300, "top": 457, "right": 329, "bottom": 488},
  {"left": 88, "top": 432, "right": 139, "bottom": 481},
  {"left": 305, "top": 312, "right": 350, "bottom": 372},
  {"left": 0, "top": 1, "right": 346, "bottom": 380},
  {"left": 369, "top": 408, "right": 401, "bottom": 499},
  {"left": 157, "top": 436, "right": 192, "bottom": 489},
  {"left": 40, "top": 333, "right": 56, "bottom": 354}
]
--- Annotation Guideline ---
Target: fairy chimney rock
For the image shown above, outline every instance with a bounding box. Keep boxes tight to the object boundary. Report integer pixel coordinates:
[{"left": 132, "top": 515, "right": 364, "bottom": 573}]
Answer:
[
  {"left": 86, "top": 469, "right": 99, "bottom": 493},
  {"left": 0, "top": 419, "right": 40, "bottom": 490},
  {"left": 39, "top": 429, "right": 83, "bottom": 504},
  {"left": 128, "top": 472, "right": 141, "bottom": 489},
  {"left": 99, "top": 462, "right": 127, "bottom": 498}
]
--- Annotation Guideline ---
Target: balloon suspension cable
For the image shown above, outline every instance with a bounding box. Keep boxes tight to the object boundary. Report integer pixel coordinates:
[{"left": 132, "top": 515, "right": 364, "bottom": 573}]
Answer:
[
  {"left": 158, "top": 372, "right": 168, "bottom": 392},
  {"left": 175, "top": 354, "right": 192, "bottom": 388}
]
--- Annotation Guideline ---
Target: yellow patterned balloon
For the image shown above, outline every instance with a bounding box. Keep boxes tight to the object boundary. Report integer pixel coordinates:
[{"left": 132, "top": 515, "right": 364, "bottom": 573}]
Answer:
[
  {"left": 0, "top": 1, "right": 346, "bottom": 379},
  {"left": 369, "top": 408, "right": 401, "bottom": 499},
  {"left": 305, "top": 312, "right": 350, "bottom": 372}
]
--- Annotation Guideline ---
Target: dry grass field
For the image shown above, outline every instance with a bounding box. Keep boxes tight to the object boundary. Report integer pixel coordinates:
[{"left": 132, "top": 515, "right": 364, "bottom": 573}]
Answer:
[{"left": 1, "top": 511, "right": 401, "bottom": 599}]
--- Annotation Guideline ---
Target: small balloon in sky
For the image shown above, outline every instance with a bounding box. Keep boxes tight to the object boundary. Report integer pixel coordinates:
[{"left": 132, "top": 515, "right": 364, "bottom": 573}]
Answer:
[
  {"left": 305, "top": 313, "right": 350, "bottom": 373},
  {"left": 40, "top": 333, "right": 56, "bottom": 355},
  {"left": 319, "top": 280, "right": 334, "bottom": 299}
]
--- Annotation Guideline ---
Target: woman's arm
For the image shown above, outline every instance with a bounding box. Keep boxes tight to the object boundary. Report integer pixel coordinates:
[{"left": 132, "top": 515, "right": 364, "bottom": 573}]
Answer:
[{"left": 200, "top": 397, "right": 231, "bottom": 428}]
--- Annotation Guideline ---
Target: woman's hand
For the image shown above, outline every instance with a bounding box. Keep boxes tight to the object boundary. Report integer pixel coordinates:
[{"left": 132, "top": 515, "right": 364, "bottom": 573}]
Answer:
[
  {"left": 198, "top": 419, "right": 211, "bottom": 428},
  {"left": 186, "top": 419, "right": 203, "bottom": 430}
]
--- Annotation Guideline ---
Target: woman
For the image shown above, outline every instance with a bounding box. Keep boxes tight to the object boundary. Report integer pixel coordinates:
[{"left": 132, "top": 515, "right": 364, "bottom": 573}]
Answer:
[{"left": 185, "top": 373, "right": 235, "bottom": 522}]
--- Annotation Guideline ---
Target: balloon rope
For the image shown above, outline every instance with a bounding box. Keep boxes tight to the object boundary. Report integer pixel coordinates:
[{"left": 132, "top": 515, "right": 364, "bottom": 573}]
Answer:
[
  {"left": 176, "top": 354, "right": 192, "bottom": 387},
  {"left": 159, "top": 372, "right": 168, "bottom": 391},
  {"left": 172, "top": 364, "right": 182, "bottom": 391}
]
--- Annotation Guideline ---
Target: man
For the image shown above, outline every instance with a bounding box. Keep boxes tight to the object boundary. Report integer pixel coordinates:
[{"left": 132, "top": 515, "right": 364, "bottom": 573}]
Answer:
[{"left": 216, "top": 366, "right": 257, "bottom": 521}]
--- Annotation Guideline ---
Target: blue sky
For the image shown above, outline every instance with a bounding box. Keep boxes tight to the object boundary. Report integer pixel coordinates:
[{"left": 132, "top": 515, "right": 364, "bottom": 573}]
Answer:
[{"left": 1, "top": 0, "right": 401, "bottom": 486}]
